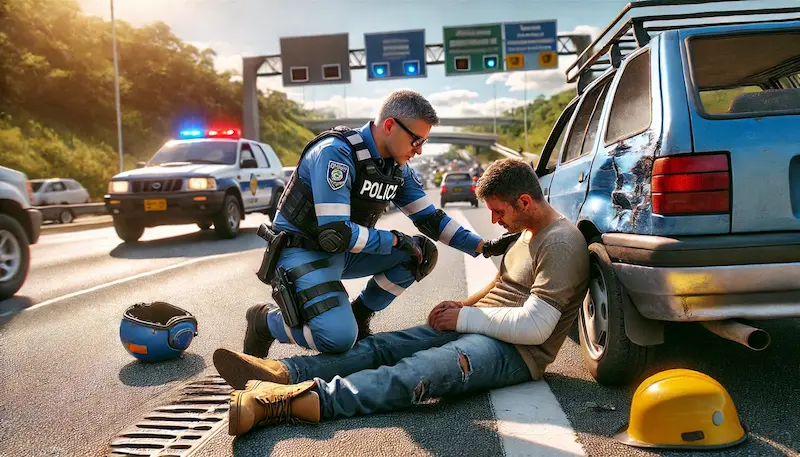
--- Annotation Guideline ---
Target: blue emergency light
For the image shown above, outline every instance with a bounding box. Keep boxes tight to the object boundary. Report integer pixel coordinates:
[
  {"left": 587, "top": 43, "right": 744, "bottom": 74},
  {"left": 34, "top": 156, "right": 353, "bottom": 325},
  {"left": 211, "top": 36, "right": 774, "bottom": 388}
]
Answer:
[
  {"left": 372, "top": 63, "right": 389, "bottom": 78},
  {"left": 403, "top": 61, "right": 420, "bottom": 76}
]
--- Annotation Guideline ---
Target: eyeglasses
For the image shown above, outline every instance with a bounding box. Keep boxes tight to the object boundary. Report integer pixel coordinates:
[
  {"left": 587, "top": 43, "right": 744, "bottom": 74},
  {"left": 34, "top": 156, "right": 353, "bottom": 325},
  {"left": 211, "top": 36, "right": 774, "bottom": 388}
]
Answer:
[{"left": 393, "top": 118, "right": 428, "bottom": 148}]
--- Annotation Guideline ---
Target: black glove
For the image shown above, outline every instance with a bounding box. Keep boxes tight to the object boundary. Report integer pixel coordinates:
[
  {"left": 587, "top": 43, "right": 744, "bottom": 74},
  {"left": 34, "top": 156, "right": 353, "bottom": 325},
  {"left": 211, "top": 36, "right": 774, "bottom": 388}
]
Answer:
[
  {"left": 411, "top": 235, "right": 438, "bottom": 281},
  {"left": 482, "top": 232, "right": 522, "bottom": 257},
  {"left": 392, "top": 230, "right": 439, "bottom": 281},
  {"left": 392, "top": 230, "right": 423, "bottom": 265}
]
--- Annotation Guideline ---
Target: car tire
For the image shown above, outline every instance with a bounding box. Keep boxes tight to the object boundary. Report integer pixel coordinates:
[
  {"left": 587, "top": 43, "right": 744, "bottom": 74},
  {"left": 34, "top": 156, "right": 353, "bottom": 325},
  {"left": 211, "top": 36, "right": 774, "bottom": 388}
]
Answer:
[
  {"left": 59, "top": 209, "right": 74, "bottom": 224},
  {"left": 471, "top": 200, "right": 478, "bottom": 207},
  {"left": 578, "top": 241, "right": 653, "bottom": 385},
  {"left": 214, "top": 194, "right": 241, "bottom": 239},
  {"left": 440, "top": 200, "right": 446, "bottom": 208},
  {"left": 197, "top": 221, "right": 212, "bottom": 230},
  {"left": 113, "top": 218, "right": 144, "bottom": 243},
  {"left": 0, "top": 214, "right": 31, "bottom": 301}
]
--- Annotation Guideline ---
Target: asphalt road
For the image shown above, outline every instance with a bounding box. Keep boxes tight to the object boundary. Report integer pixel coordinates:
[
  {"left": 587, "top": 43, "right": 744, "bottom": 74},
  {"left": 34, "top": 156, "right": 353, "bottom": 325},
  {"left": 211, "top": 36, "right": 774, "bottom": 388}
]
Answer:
[{"left": 1, "top": 188, "right": 798, "bottom": 457}]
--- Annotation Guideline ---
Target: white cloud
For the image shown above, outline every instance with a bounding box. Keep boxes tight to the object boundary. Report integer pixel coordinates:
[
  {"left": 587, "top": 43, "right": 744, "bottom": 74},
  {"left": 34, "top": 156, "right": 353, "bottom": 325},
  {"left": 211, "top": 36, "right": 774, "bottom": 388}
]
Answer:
[{"left": 427, "top": 89, "right": 479, "bottom": 107}]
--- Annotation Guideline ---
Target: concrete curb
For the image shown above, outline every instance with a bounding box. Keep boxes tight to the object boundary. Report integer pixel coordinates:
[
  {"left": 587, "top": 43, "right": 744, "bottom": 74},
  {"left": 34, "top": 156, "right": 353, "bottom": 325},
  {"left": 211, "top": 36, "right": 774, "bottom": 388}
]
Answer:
[{"left": 41, "top": 217, "right": 113, "bottom": 235}]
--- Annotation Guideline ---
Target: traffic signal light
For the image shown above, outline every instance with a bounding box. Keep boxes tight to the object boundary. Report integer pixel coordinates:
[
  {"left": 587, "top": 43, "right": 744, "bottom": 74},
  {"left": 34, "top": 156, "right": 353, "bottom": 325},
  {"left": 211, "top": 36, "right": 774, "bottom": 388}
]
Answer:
[
  {"left": 372, "top": 62, "right": 389, "bottom": 78},
  {"left": 454, "top": 56, "right": 470, "bottom": 71},
  {"left": 403, "top": 60, "right": 420, "bottom": 76},
  {"left": 483, "top": 55, "right": 498, "bottom": 70}
]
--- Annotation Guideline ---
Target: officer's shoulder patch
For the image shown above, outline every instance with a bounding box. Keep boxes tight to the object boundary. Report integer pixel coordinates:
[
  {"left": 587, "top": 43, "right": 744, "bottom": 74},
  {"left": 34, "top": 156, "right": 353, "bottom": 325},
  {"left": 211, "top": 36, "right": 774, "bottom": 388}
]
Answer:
[
  {"left": 327, "top": 160, "right": 350, "bottom": 191},
  {"left": 410, "top": 167, "right": 423, "bottom": 187}
]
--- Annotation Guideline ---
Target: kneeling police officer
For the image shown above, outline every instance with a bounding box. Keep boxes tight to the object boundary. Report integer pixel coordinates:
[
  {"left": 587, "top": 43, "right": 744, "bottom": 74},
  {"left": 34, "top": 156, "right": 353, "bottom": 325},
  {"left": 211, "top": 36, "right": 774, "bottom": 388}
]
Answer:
[{"left": 245, "top": 90, "right": 519, "bottom": 356}]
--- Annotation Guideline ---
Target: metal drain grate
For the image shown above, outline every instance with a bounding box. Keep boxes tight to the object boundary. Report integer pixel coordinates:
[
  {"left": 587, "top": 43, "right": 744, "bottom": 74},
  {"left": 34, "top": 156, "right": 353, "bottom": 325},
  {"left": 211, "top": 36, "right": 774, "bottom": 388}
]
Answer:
[{"left": 107, "top": 375, "right": 232, "bottom": 457}]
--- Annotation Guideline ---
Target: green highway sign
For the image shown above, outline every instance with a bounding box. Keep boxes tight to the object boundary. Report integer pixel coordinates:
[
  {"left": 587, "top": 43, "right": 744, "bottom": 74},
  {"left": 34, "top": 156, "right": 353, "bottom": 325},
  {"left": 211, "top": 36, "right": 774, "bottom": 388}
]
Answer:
[{"left": 443, "top": 24, "right": 503, "bottom": 76}]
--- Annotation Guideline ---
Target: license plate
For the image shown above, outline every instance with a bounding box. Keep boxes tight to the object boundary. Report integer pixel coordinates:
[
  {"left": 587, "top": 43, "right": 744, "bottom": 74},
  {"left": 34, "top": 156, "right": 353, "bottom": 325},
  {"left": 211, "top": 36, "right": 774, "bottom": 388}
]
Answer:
[
  {"left": 453, "top": 187, "right": 463, "bottom": 192},
  {"left": 144, "top": 199, "right": 167, "bottom": 211}
]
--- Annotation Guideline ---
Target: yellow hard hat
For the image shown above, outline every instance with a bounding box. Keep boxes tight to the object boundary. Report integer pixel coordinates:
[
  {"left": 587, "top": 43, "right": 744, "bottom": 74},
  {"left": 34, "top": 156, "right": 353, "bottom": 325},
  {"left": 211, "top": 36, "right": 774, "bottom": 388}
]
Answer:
[{"left": 615, "top": 369, "right": 746, "bottom": 450}]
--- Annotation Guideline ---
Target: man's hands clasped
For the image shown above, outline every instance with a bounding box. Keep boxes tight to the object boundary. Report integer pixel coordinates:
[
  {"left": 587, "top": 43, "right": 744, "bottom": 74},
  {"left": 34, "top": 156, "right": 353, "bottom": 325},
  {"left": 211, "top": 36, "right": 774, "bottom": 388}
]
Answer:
[
  {"left": 392, "top": 230, "right": 438, "bottom": 281},
  {"left": 428, "top": 300, "right": 463, "bottom": 331}
]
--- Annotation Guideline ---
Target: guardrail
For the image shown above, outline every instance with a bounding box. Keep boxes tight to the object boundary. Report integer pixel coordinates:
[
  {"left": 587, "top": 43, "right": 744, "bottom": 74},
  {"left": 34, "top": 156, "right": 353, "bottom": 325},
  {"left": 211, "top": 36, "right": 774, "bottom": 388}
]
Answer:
[{"left": 35, "top": 202, "right": 108, "bottom": 224}]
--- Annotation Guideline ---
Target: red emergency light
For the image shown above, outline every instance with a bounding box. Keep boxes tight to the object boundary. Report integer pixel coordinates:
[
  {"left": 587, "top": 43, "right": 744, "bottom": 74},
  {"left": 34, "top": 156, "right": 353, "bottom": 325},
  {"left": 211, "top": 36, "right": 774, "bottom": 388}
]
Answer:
[{"left": 180, "top": 128, "right": 241, "bottom": 139}]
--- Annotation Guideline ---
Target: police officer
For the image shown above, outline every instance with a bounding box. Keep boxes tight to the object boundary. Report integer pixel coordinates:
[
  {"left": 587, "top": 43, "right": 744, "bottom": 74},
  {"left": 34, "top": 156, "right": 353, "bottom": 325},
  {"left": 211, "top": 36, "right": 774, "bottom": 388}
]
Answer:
[{"left": 242, "top": 90, "right": 520, "bottom": 357}]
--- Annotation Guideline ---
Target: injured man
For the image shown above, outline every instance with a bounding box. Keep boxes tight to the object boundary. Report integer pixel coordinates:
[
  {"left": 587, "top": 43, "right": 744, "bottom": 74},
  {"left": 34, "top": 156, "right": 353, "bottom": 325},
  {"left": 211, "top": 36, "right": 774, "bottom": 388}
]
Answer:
[{"left": 212, "top": 158, "right": 591, "bottom": 435}]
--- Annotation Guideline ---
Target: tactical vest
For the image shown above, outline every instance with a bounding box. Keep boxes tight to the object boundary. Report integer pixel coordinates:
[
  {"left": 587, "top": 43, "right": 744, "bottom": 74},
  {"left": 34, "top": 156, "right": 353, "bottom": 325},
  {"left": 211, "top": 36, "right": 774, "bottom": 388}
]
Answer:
[{"left": 277, "top": 126, "right": 404, "bottom": 237}]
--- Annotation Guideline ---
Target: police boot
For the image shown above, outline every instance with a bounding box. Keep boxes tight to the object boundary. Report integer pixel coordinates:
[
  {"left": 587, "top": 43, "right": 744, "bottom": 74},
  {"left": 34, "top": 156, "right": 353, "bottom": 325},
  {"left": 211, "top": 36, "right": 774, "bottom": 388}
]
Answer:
[
  {"left": 243, "top": 303, "right": 275, "bottom": 358},
  {"left": 228, "top": 380, "right": 320, "bottom": 436},
  {"left": 213, "top": 348, "right": 289, "bottom": 390},
  {"left": 351, "top": 296, "right": 375, "bottom": 341}
]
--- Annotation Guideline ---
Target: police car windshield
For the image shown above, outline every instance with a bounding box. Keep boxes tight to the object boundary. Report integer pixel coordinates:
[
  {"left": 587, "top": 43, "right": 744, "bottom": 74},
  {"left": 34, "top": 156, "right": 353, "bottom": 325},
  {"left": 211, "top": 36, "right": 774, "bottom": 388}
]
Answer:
[{"left": 149, "top": 140, "right": 237, "bottom": 166}]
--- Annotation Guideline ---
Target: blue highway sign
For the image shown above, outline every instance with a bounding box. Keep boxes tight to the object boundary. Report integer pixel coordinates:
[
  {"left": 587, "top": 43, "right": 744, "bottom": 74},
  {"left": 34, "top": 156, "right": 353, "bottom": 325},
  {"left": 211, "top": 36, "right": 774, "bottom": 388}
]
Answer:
[
  {"left": 364, "top": 29, "right": 427, "bottom": 80},
  {"left": 503, "top": 20, "right": 558, "bottom": 71}
]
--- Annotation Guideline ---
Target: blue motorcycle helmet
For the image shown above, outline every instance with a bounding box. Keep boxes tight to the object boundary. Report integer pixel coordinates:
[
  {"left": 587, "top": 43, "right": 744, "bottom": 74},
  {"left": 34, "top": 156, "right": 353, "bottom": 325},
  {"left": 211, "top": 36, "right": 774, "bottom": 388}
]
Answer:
[{"left": 120, "top": 301, "right": 198, "bottom": 363}]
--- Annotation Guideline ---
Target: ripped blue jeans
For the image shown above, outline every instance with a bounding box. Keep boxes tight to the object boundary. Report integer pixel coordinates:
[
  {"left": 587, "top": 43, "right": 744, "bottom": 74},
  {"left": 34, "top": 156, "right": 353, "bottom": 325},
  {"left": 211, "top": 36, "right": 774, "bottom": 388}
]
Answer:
[{"left": 279, "top": 325, "right": 532, "bottom": 420}]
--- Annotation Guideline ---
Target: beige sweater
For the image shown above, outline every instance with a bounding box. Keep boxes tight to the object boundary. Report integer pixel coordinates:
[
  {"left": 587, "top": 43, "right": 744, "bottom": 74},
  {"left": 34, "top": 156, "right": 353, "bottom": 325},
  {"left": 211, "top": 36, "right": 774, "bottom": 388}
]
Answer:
[{"left": 469, "top": 216, "right": 590, "bottom": 379}]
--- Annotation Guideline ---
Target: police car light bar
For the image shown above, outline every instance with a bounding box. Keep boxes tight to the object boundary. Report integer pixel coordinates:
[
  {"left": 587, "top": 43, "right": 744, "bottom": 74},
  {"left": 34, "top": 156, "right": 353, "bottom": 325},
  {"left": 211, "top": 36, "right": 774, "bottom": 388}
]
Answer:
[{"left": 180, "top": 128, "right": 241, "bottom": 139}]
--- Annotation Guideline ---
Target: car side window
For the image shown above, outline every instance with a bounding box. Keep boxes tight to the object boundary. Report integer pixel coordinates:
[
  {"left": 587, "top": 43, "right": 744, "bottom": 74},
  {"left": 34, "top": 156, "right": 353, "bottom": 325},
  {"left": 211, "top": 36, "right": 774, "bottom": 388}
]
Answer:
[
  {"left": 261, "top": 143, "right": 283, "bottom": 170},
  {"left": 252, "top": 143, "right": 270, "bottom": 168},
  {"left": 50, "top": 182, "right": 66, "bottom": 192},
  {"left": 604, "top": 50, "right": 652, "bottom": 145},
  {"left": 561, "top": 78, "right": 612, "bottom": 164},
  {"left": 537, "top": 101, "right": 577, "bottom": 175},
  {"left": 65, "top": 180, "right": 80, "bottom": 190},
  {"left": 240, "top": 144, "right": 256, "bottom": 167}
]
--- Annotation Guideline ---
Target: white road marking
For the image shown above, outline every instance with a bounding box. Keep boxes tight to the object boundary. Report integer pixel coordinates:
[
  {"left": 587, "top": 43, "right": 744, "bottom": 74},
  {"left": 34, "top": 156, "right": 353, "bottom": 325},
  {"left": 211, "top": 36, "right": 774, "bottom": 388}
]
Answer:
[
  {"left": 24, "top": 251, "right": 241, "bottom": 312},
  {"left": 450, "top": 209, "right": 587, "bottom": 457}
]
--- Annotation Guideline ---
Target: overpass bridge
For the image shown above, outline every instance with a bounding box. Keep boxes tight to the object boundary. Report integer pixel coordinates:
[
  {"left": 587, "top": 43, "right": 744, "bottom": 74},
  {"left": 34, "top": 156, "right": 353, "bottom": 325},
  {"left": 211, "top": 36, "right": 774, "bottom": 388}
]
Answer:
[{"left": 300, "top": 117, "right": 520, "bottom": 131}]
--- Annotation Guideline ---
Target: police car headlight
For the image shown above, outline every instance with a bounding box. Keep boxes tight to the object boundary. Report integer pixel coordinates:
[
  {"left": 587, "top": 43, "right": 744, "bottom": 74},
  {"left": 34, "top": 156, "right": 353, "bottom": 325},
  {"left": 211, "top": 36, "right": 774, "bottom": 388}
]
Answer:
[
  {"left": 187, "top": 177, "right": 216, "bottom": 190},
  {"left": 108, "top": 181, "right": 129, "bottom": 193}
]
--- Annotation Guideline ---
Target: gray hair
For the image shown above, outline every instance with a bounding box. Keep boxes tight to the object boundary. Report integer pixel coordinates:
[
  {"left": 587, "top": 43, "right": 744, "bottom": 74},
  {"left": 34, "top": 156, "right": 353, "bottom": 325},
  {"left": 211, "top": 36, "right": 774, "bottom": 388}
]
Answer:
[{"left": 376, "top": 89, "right": 440, "bottom": 126}]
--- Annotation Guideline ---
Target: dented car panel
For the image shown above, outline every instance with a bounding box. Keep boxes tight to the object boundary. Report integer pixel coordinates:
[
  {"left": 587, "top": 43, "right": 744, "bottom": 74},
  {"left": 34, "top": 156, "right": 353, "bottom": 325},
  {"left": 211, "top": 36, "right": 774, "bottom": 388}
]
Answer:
[{"left": 543, "top": 19, "right": 800, "bottom": 324}]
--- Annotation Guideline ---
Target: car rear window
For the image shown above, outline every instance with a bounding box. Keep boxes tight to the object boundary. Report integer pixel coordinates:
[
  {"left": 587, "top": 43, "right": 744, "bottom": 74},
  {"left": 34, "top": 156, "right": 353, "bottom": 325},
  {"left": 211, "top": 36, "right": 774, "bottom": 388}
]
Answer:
[
  {"left": 30, "top": 181, "right": 45, "bottom": 192},
  {"left": 445, "top": 173, "right": 471, "bottom": 183},
  {"left": 688, "top": 30, "right": 800, "bottom": 117}
]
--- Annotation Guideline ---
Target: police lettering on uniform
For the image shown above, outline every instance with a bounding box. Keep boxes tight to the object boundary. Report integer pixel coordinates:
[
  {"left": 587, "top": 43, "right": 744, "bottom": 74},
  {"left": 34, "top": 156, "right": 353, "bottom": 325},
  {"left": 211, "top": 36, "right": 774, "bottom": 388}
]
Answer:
[{"left": 234, "top": 90, "right": 521, "bottom": 357}]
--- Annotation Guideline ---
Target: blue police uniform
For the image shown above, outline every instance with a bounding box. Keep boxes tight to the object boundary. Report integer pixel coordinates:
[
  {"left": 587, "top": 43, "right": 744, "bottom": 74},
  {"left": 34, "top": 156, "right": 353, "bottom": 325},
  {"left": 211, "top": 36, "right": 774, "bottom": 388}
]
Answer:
[{"left": 267, "top": 122, "right": 483, "bottom": 353}]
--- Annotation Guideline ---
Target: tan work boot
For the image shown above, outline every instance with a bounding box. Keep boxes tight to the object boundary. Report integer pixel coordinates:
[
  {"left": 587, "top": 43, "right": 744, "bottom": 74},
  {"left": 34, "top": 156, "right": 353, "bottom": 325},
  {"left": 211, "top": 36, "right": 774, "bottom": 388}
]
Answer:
[
  {"left": 228, "top": 380, "right": 321, "bottom": 436},
  {"left": 213, "top": 348, "right": 289, "bottom": 390}
]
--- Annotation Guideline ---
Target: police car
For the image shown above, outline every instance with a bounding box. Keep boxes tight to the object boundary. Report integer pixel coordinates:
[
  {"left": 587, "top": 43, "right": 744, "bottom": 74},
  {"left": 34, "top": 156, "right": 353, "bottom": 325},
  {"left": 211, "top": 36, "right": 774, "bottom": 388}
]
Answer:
[{"left": 104, "top": 128, "right": 285, "bottom": 243}]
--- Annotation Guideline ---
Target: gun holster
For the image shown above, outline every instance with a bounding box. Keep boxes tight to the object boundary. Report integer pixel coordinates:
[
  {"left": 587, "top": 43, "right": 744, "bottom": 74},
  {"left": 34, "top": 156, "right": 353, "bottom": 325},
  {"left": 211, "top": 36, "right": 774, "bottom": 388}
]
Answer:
[
  {"left": 255, "top": 222, "right": 303, "bottom": 328},
  {"left": 271, "top": 267, "right": 303, "bottom": 328},
  {"left": 256, "top": 223, "right": 287, "bottom": 284}
]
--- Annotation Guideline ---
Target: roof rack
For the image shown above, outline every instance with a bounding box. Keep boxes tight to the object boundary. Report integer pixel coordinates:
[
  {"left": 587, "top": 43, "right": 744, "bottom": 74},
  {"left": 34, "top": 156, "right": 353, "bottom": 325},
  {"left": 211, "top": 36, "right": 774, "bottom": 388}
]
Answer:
[{"left": 567, "top": 0, "right": 800, "bottom": 92}]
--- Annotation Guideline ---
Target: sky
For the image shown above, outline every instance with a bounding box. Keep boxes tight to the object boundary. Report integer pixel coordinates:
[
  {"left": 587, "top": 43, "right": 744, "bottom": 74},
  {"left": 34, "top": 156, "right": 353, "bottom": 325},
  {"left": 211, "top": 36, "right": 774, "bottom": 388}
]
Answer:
[{"left": 76, "top": 0, "right": 796, "bottom": 150}]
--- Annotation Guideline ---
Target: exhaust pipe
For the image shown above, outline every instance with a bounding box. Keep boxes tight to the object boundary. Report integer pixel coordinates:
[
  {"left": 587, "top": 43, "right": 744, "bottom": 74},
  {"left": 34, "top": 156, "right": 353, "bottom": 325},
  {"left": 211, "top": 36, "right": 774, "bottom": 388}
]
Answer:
[{"left": 701, "top": 320, "right": 771, "bottom": 351}]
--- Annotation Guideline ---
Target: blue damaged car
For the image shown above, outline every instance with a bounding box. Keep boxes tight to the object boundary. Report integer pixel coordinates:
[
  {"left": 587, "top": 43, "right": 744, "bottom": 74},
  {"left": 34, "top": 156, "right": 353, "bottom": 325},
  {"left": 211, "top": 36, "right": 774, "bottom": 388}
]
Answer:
[{"left": 535, "top": 0, "right": 800, "bottom": 385}]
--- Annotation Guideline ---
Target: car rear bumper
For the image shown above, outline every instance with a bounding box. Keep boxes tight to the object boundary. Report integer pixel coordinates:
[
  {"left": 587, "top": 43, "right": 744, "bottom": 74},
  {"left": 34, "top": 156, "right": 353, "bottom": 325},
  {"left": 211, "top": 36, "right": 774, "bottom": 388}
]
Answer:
[
  {"left": 26, "top": 208, "right": 42, "bottom": 244},
  {"left": 104, "top": 191, "right": 225, "bottom": 226},
  {"left": 441, "top": 191, "right": 477, "bottom": 202},
  {"left": 602, "top": 232, "right": 800, "bottom": 321}
]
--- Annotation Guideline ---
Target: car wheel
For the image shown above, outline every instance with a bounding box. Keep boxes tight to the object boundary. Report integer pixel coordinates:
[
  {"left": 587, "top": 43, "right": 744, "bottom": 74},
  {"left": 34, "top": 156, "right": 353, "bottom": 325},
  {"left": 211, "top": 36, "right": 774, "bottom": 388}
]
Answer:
[
  {"left": 113, "top": 218, "right": 144, "bottom": 243},
  {"left": 59, "top": 209, "right": 74, "bottom": 224},
  {"left": 578, "top": 241, "right": 653, "bottom": 385},
  {"left": 197, "top": 221, "right": 212, "bottom": 230},
  {"left": 471, "top": 200, "right": 478, "bottom": 207},
  {"left": 440, "top": 200, "right": 446, "bottom": 208},
  {"left": 214, "top": 194, "right": 241, "bottom": 239},
  {"left": 0, "top": 214, "right": 31, "bottom": 300}
]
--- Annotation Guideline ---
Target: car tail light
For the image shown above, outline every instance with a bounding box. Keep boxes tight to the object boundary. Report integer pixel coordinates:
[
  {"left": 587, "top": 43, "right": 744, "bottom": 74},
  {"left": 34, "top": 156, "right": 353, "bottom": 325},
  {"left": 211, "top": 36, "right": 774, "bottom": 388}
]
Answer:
[
  {"left": 25, "top": 181, "right": 34, "bottom": 203},
  {"left": 441, "top": 186, "right": 447, "bottom": 193},
  {"left": 470, "top": 185, "right": 476, "bottom": 192},
  {"left": 651, "top": 153, "right": 730, "bottom": 215}
]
